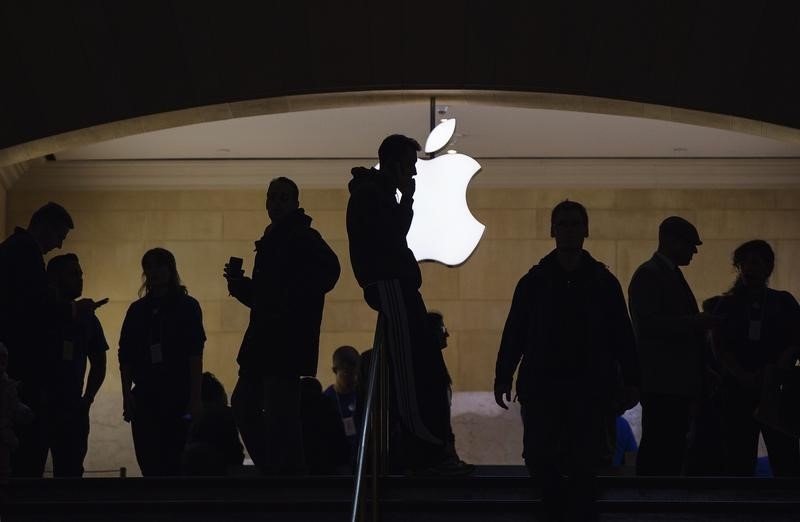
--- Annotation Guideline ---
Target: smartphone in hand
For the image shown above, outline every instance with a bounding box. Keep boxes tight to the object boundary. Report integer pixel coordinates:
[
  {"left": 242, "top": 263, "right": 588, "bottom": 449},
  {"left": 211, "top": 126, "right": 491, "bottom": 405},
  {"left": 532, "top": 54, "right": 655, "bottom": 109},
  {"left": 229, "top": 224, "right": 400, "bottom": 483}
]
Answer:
[
  {"left": 226, "top": 256, "right": 245, "bottom": 278},
  {"left": 95, "top": 298, "right": 110, "bottom": 307}
]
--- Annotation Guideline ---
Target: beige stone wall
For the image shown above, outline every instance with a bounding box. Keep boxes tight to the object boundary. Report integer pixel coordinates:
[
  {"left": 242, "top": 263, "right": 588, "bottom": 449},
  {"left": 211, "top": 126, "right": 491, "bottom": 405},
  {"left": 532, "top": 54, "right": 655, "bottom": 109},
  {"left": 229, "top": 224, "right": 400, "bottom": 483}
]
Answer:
[{"left": 6, "top": 186, "right": 800, "bottom": 473}]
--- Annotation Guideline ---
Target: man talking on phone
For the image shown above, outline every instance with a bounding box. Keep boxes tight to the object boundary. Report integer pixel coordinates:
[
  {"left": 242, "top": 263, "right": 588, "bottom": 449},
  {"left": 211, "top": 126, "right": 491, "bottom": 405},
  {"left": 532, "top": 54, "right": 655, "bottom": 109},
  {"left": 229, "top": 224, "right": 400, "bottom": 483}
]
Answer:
[
  {"left": 46, "top": 254, "right": 108, "bottom": 477},
  {"left": 224, "top": 177, "right": 340, "bottom": 475},
  {"left": 0, "top": 202, "right": 105, "bottom": 477}
]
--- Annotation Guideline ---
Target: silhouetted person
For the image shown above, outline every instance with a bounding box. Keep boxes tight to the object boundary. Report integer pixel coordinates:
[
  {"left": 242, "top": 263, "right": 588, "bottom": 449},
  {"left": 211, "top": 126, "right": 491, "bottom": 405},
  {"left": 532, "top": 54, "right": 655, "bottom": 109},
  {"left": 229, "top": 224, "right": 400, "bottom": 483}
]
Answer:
[
  {"left": 119, "top": 248, "right": 205, "bottom": 476},
  {"left": 225, "top": 177, "right": 340, "bottom": 475},
  {"left": 324, "top": 345, "right": 361, "bottom": 469},
  {"left": 704, "top": 240, "right": 800, "bottom": 476},
  {"left": 495, "top": 200, "right": 639, "bottom": 522},
  {"left": 182, "top": 372, "right": 244, "bottom": 476},
  {"left": 301, "top": 377, "right": 351, "bottom": 474},
  {"left": 427, "top": 311, "right": 473, "bottom": 473},
  {"left": 0, "top": 202, "right": 102, "bottom": 476},
  {"left": 0, "top": 342, "right": 33, "bottom": 492},
  {"left": 347, "top": 135, "right": 455, "bottom": 474},
  {"left": 45, "top": 254, "right": 108, "bottom": 477},
  {"left": 628, "top": 216, "right": 717, "bottom": 476}
]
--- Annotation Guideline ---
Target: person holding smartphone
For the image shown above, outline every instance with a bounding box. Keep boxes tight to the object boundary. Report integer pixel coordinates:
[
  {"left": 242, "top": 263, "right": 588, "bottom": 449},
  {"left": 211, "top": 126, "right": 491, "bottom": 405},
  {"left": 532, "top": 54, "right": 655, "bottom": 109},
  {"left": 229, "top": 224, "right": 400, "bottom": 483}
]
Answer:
[
  {"left": 119, "top": 248, "right": 205, "bottom": 476},
  {"left": 45, "top": 253, "right": 108, "bottom": 477},
  {"left": 224, "top": 177, "right": 340, "bottom": 475}
]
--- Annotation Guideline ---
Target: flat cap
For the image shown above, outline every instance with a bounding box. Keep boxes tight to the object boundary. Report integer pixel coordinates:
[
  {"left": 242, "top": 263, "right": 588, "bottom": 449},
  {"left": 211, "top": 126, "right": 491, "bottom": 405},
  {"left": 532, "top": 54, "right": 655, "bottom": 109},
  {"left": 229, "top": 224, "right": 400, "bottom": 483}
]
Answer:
[{"left": 659, "top": 216, "right": 702, "bottom": 245}]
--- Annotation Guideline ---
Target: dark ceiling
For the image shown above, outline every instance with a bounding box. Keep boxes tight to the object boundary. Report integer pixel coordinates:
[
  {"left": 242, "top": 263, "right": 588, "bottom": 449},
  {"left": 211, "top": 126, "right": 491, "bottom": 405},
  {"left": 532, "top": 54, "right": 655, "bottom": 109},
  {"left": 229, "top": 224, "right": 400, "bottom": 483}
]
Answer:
[{"left": 2, "top": 0, "right": 799, "bottom": 151}]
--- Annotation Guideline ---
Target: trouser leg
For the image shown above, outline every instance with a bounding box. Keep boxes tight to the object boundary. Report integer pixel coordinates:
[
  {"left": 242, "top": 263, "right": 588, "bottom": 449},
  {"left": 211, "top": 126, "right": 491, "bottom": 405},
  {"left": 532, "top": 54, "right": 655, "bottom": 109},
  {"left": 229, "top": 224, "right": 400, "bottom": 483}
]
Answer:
[
  {"left": 262, "top": 375, "right": 305, "bottom": 474},
  {"left": 721, "top": 389, "right": 760, "bottom": 476},
  {"left": 131, "top": 406, "right": 161, "bottom": 476},
  {"left": 636, "top": 393, "right": 690, "bottom": 476},
  {"left": 521, "top": 398, "right": 566, "bottom": 520},
  {"left": 565, "top": 394, "right": 603, "bottom": 522},
  {"left": 131, "top": 404, "right": 188, "bottom": 476},
  {"left": 50, "top": 400, "right": 89, "bottom": 477},
  {"left": 369, "top": 280, "right": 448, "bottom": 468},
  {"left": 231, "top": 374, "right": 267, "bottom": 471}
]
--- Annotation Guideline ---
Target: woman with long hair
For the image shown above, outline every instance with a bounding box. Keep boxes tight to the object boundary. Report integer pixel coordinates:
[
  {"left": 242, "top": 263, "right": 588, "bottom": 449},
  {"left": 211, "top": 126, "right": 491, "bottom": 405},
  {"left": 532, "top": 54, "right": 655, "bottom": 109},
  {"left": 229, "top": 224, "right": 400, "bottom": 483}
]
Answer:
[
  {"left": 704, "top": 240, "right": 800, "bottom": 476},
  {"left": 118, "top": 248, "right": 205, "bottom": 476}
]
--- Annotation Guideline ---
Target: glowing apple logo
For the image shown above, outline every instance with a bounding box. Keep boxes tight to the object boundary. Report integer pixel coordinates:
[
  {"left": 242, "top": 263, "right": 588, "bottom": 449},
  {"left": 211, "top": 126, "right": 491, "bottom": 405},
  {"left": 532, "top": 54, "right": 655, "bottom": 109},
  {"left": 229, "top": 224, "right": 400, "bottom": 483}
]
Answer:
[{"left": 407, "top": 119, "right": 485, "bottom": 266}]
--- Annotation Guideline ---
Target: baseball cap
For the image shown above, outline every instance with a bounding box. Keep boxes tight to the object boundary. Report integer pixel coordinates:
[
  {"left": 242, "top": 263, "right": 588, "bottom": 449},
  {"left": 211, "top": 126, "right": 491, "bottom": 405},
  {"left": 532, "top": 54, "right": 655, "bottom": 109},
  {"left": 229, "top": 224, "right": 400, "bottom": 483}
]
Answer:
[{"left": 659, "top": 216, "right": 702, "bottom": 245}]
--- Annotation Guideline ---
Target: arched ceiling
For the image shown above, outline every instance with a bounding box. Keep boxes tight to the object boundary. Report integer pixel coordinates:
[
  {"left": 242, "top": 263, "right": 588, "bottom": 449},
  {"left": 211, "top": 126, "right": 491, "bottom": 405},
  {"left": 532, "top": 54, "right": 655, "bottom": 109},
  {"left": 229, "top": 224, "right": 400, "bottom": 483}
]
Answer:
[{"left": 55, "top": 102, "right": 800, "bottom": 161}]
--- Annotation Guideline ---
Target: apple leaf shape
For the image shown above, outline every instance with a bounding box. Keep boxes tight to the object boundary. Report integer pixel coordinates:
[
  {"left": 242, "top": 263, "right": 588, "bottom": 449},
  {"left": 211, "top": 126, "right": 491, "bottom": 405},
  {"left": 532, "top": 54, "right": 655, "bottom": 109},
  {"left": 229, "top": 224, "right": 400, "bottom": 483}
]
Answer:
[{"left": 424, "top": 118, "right": 457, "bottom": 154}]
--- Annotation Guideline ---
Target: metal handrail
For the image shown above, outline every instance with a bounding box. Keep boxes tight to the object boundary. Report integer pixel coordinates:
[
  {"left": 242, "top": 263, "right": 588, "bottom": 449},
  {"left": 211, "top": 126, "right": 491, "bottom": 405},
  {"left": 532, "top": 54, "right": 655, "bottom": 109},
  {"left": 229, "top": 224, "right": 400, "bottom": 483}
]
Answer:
[{"left": 350, "top": 317, "right": 382, "bottom": 522}]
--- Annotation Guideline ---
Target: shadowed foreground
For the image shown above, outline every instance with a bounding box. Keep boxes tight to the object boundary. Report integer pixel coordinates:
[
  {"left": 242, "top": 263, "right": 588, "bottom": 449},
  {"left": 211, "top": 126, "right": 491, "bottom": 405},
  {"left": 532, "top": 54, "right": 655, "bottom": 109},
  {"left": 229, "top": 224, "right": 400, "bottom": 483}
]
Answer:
[{"left": 3, "top": 466, "right": 800, "bottom": 522}]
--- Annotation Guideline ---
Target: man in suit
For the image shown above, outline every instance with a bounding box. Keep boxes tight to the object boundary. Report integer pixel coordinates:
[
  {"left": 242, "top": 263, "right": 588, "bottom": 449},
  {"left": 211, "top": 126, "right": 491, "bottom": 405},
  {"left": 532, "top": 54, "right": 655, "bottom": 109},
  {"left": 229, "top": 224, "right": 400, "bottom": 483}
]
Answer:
[{"left": 628, "top": 216, "right": 717, "bottom": 476}]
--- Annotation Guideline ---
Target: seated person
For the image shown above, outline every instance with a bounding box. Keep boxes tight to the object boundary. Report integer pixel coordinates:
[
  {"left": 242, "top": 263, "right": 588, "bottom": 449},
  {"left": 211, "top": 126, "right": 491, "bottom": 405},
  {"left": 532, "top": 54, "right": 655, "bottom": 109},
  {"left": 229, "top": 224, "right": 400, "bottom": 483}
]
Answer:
[
  {"left": 323, "top": 346, "right": 360, "bottom": 465},
  {"left": 301, "top": 377, "right": 350, "bottom": 475},
  {"left": 182, "top": 372, "right": 244, "bottom": 476}
]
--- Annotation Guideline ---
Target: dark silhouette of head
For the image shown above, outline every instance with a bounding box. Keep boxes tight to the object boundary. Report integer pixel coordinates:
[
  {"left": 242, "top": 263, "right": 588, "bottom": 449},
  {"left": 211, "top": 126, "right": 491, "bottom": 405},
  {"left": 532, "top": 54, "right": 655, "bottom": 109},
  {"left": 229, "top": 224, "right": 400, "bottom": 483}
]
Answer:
[
  {"left": 550, "top": 200, "right": 588, "bottom": 252},
  {"left": 266, "top": 177, "right": 300, "bottom": 224},
  {"left": 731, "top": 239, "right": 774, "bottom": 292},
  {"left": 427, "top": 311, "right": 449, "bottom": 350},
  {"left": 47, "top": 253, "right": 83, "bottom": 301},
  {"left": 332, "top": 345, "right": 360, "bottom": 394},
  {"left": 378, "top": 134, "right": 420, "bottom": 187},
  {"left": 28, "top": 202, "right": 74, "bottom": 254},
  {"left": 658, "top": 216, "right": 702, "bottom": 267},
  {"left": 201, "top": 372, "right": 228, "bottom": 406},
  {"left": 300, "top": 376, "right": 324, "bottom": 400},
  {"left": 139, "top": 247, "right": 186, "bottom": 297}
]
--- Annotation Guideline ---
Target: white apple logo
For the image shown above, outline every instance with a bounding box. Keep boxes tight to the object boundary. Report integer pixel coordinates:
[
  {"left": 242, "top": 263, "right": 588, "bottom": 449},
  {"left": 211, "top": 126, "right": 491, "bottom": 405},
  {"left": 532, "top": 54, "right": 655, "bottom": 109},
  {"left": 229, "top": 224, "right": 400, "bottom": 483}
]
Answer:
[{"left": 407, "top": 118, "right": 485, "bottom": 266}]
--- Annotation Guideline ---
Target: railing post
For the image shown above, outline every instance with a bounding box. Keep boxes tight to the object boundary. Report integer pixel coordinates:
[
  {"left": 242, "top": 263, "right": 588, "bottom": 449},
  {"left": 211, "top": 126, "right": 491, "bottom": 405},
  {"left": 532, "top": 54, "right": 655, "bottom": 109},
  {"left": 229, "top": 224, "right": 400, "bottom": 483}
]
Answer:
[
  {"left": 379, "top": 344, "right": 389, "bottom": 474},
  {"left": 371, "top": 405, "right": 379, "bottom": 522},
  {"left": 351, "top": 314, "right": 384, "bottom": 522}
]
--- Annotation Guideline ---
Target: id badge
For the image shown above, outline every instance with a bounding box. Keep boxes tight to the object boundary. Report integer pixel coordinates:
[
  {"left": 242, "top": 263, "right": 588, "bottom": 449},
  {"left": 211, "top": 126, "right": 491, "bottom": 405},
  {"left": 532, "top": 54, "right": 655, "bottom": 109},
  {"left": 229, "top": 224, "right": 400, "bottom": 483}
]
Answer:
[
  {"left": 748, "top": 320, "right": 762, "bottom": 341},
  {"left": 150, "top": 343, "right": 163, "bottom": 364},
  {"left": 343, "top": 416, "right": 357, "bottom": 437},
  {"left": 63, "top": 340, "right": 74, "bottom": 361}
]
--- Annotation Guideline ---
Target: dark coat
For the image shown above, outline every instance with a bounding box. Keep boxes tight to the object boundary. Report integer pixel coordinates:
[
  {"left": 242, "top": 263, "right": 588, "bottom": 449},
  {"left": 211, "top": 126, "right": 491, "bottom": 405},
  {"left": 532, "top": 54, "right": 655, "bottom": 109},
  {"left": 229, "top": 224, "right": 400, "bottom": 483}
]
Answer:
[
  {"left": 346, "top": 167, "right": 421, "bottom": 290},
  {"left": 118, "top": 291, "right": 205, "bottom": 413},
  {"left": 231, "top": 208, "right": 340, "bottom": 377},
  {"left": 495, "top": 250, "right": 639, "bottom": 401},
  {"left": 628, "top": 253, "right": 705, "bottom": 397},
  {"left": 0, "top": 227, "right": 72, "bottom": 391}
]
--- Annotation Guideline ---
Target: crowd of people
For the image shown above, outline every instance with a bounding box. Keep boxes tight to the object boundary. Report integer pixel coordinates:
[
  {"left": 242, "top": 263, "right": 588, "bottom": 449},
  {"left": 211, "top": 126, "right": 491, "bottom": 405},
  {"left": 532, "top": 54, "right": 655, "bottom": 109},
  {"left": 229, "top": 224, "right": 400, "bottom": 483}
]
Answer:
[
  {"left": 0, "top": 134, "right": 798, "bottom": 519},
  {"left": 494, "top": 203, "right": 800, "bottom": 521}
]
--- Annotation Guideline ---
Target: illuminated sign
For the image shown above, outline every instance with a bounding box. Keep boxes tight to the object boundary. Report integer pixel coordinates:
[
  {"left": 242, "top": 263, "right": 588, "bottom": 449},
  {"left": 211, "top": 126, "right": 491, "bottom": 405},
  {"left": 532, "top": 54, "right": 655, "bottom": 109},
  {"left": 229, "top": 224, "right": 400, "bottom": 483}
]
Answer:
[{"left": 409, "top": 119, "right": 485, "bottom": 266}]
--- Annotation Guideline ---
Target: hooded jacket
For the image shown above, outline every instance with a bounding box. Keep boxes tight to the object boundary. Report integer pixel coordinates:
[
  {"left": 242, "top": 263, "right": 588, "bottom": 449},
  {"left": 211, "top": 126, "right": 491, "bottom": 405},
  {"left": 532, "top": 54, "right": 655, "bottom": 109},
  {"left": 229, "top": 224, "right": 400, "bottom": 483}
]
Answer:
[
  {"left": 346, "top": 167, "right": 421, "bottom": 290},
  {"left": 231, "top": 208, "right": 340, "bottom": 377},
  {"left": 495, "top": 249, "right": 639, "bottom": 401}
]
